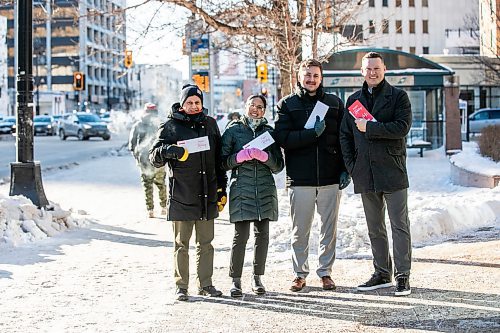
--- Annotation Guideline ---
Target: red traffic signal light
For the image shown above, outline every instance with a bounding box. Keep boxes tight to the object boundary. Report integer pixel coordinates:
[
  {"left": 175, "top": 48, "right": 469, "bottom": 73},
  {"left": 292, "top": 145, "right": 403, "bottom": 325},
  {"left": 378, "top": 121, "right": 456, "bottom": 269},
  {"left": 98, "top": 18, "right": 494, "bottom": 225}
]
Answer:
[{"left": 73, "top": 72, "right": 85, "bottom": 91}]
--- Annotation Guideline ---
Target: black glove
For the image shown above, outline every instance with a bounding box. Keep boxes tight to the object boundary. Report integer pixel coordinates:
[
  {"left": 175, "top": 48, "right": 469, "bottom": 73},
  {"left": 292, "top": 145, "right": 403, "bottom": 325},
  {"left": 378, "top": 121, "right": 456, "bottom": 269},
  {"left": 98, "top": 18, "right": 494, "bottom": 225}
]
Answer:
[
  {"left": 314, "top": 115, "right": 326, "bottom": 137},
  {"left": 163, "top": 144, "right": 189, "bottom": 161},
  {"left": 339, "top": 171, "right": 351, "bottom": 190},
  {"left": 217, "top": 188, "right": 227, "bottom": 212}
]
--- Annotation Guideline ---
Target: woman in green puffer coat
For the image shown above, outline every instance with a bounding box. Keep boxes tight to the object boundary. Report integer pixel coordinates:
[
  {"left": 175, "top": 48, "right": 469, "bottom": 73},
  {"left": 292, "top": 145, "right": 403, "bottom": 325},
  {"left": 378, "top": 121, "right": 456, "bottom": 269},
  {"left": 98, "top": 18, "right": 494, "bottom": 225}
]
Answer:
[{"left": 221, "top": 94, "right": 284, "bottom": 298}]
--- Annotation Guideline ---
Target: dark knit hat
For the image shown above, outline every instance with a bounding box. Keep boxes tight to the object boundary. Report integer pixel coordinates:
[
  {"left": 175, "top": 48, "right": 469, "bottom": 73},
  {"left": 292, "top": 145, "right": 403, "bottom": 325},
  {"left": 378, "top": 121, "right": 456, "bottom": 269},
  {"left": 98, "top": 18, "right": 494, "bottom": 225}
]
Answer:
[{"left": 180, "top": 84, "right": 203, "bottom": 107}]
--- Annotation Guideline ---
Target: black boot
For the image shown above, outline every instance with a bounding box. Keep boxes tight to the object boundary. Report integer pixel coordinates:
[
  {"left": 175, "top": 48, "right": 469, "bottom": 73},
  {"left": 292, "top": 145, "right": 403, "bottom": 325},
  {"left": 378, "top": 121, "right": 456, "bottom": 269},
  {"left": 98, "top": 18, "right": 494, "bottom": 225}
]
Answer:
[
  {"left": 252, "top": 275, "right": 266, "bottom": 295},
  {"left": 230, "top": 278, "right": 243, "bottom": 297}
]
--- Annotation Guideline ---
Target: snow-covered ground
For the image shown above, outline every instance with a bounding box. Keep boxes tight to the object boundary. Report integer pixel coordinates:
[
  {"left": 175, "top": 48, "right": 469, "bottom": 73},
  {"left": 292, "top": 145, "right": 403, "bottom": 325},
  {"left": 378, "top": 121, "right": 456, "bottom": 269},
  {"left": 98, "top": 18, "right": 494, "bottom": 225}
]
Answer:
[{"left": 0, "top": 132, "right": 498, "bottom": 332}]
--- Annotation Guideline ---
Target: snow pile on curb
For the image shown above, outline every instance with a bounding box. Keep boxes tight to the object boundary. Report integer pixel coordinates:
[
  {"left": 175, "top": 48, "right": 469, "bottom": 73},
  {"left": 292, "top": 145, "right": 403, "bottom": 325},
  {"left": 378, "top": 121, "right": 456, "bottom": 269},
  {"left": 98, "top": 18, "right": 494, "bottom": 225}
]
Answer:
[
  {"left": 450, "top": 141, "right": 500, "bottom": 176},
  {"left": 0, "top": 194, "right": 94, "bottom": 247}
]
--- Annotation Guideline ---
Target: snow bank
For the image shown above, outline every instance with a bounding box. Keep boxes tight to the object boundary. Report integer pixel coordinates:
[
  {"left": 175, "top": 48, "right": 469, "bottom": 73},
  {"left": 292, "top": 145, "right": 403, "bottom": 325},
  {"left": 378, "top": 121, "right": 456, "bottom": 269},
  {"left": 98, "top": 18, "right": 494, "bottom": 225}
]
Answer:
[{"left": 0, "top": 194, "right": 94, "bottom": 246}]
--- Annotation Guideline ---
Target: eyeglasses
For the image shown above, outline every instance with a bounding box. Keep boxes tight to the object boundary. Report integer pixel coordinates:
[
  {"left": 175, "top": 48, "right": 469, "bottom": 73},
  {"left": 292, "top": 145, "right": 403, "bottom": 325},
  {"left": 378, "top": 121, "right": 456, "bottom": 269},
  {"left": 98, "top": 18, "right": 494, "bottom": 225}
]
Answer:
[{"left": 248, "top": 104, "right": 265, "bottom": 111}]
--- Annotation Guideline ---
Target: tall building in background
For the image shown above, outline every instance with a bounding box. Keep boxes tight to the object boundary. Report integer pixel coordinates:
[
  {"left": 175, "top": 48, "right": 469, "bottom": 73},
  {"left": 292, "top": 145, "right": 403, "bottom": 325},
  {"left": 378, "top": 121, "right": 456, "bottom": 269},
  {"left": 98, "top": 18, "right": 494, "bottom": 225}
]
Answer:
[
  {"left": 353, "top": 0, "right": 479, "bottom": 55},
  {"left": 480, "top": 0, "right": 500, "bottom": 56},
  {"left": 0, "top": 0, "right": 132, "bottom": 115}
]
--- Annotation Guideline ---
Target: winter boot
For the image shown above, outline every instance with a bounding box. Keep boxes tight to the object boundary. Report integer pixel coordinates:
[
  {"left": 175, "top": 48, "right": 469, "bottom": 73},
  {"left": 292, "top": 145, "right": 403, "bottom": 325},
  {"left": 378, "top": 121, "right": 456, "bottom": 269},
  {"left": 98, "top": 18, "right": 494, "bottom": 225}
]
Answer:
[
  {"left": 252, "top": 275, "right": 266, "bottom": 295},
  {"left": 230, "top": 278, "right": 243, "bottom": 298}
]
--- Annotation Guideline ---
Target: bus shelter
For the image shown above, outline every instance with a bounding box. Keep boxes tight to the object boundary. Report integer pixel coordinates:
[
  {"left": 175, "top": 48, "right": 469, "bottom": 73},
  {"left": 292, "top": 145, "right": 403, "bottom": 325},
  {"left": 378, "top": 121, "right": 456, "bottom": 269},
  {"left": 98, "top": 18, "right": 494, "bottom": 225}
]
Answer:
[{"left": 323, "top": 48, "right": 454, "bottom": 148}]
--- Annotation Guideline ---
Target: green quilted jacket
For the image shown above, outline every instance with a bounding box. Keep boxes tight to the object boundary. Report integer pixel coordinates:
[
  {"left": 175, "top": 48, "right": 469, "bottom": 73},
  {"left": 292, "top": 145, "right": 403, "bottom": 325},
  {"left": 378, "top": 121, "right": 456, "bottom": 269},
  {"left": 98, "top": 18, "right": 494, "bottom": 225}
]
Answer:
[{"left": 221, "top": 117, "right": 284, "bottom": 223}]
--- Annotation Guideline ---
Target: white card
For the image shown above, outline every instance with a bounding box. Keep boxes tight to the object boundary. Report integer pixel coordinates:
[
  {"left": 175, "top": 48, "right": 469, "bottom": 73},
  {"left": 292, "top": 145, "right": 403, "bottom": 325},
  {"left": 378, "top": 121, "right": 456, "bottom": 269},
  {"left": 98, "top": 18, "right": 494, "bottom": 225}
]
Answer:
[
  {"left": 243, "top": 131, "right": 275, "bottom": 150},
  {"left": 177, "top": 136, "right": 210, "bottom": 154},
  {"left": 304, "top": 101, "right": 329, "bottom": 129}
]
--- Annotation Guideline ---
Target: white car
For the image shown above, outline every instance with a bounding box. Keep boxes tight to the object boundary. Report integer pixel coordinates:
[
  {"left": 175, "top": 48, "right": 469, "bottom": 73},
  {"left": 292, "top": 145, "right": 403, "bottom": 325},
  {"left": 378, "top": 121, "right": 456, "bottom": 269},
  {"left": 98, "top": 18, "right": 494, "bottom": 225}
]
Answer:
[{"left": 468, "top": 108, "right": 500, "bottom": 133}]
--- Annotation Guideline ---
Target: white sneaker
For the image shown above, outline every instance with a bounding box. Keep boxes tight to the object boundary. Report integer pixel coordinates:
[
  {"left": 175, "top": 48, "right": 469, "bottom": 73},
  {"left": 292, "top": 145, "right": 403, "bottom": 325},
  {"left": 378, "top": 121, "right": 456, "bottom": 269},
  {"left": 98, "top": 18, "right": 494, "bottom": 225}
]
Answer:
[{"left": 148, "top": 210, "right": 154, "bottom": 218}]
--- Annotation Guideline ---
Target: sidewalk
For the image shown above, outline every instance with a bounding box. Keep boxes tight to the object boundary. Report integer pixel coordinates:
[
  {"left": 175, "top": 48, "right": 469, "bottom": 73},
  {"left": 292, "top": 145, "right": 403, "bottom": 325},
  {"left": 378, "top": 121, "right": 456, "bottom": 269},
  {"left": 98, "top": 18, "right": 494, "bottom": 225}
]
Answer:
[
  {"left": 146, "top": 231, "right": 500, "bottom": 333},
  {"left": 0, "top": 150, "right": 498, "bottom": 333}
]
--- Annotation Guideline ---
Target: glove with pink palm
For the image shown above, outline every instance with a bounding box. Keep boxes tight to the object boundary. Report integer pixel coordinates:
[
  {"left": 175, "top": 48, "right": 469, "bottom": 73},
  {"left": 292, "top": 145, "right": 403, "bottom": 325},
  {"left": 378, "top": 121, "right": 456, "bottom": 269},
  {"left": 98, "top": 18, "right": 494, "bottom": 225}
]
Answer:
[
  {"left": 236, "top": 149, "right": 253, "bottom": 163},
  {"left": 249, "top": 148, "right": 269, "bottom": 162}
]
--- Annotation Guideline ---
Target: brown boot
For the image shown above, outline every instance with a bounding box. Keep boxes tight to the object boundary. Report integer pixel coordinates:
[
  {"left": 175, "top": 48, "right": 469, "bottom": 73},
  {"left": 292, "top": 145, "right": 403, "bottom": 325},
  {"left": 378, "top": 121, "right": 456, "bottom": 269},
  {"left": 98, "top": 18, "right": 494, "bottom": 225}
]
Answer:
[
  {"left": 290, "top": 277, "right": 306, "bottom": 292},
  {"left": 321, "top": 276, "right": 336, "bottom": 290}
]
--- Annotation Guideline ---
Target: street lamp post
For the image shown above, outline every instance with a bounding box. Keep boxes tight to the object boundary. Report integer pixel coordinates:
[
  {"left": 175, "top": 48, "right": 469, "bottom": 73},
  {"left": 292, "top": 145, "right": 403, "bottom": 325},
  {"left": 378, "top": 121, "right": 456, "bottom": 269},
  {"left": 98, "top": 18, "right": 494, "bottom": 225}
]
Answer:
[{"left": 9, "top": 0, "right": 49, "bottom": 208}]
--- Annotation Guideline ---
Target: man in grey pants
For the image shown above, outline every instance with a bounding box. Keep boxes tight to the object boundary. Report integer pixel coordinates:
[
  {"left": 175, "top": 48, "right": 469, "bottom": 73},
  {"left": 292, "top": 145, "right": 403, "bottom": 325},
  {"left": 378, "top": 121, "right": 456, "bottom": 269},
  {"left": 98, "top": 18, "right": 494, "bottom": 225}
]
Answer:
[
  {"left": 340, "top": 51, "right": 412, "bottom": 296},
  {"left": 275, "top": 59, "right": 350, "bottom": 292}
]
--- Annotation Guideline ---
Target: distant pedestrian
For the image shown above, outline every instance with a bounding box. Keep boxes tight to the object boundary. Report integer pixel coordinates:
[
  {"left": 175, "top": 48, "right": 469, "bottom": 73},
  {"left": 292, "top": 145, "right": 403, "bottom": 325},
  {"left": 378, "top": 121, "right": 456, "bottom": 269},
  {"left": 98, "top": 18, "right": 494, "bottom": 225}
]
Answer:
[
  {"left": 149, "top": 84, "right": 228, "bottom": 301},
  {"left": 128, "top": 102, "right": 167, "bottom": 218},
  {"left": 221, "top": 95, "right": 284, "bottom": 297},
  {"left": 274, "top": 58, "right": 350, "bottom": 292},
  {"left": 339, "top": 51, "right": 413, "bottom": 296}
]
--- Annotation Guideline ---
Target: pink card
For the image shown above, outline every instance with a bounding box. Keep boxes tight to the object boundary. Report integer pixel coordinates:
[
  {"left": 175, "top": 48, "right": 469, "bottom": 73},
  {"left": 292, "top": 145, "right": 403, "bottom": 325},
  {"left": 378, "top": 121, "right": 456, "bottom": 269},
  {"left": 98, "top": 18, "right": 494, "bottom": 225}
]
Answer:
[{"left": 348, "top": 100, "right": 376, "bottom": 122}]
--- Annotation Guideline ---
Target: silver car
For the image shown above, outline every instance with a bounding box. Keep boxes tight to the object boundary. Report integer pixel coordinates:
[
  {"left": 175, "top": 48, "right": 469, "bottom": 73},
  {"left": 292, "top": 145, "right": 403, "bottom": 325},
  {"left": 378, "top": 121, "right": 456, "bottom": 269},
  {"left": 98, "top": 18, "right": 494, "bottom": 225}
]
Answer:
[
  {"left": 469, "top": 108, "right": 500, "bottom": 133},
  {"left": 59, "top": 112, "right": 111, "bottom": 140}
]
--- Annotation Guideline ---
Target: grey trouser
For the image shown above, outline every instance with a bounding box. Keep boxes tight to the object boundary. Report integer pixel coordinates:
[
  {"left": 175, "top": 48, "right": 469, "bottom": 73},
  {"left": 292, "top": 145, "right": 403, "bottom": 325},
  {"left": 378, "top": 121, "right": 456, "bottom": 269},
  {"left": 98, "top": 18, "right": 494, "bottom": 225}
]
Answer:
[
  {"left": 172, "top": 220, "right": 214, "bottom": 289},
  {"left": 289, "top": 185, "right": 341, "bottom": 279},
  {"left": 229, "top": 219, "right": 269, "bottom": 278},
  {"left": 361, "top": 189, "right": 412, "bottom": 277}
]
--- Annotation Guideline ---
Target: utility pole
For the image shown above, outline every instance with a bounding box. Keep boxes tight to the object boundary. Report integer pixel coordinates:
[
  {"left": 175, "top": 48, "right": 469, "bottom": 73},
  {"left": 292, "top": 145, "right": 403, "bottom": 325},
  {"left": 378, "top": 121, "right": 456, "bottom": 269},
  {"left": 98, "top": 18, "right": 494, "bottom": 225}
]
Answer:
[{"left": 9, "top": 0, "right": 49, "bottom": 208}]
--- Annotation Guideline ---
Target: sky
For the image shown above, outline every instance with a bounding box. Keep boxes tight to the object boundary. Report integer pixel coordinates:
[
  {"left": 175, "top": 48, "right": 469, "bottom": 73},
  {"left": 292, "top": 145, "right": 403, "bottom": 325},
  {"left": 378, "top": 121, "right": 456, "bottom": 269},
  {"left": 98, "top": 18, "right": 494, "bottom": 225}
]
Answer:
[
  {"left": 126, "top": 0, "right": 189, "bottom": 77},
  {"left": 0, "top": 114, "right": 499, "bottom": 331}
]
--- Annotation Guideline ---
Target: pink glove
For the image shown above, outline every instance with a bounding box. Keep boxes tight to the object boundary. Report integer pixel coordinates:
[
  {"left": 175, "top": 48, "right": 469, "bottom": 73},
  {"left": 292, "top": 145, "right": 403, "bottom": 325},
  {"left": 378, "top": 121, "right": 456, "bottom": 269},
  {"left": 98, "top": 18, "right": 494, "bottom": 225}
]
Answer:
[
  {"left": 249, "top": 148, "right": 269, "bottom": 162},
  {"left": 236, "top": 149, "right": 253, "bottom": 163}
]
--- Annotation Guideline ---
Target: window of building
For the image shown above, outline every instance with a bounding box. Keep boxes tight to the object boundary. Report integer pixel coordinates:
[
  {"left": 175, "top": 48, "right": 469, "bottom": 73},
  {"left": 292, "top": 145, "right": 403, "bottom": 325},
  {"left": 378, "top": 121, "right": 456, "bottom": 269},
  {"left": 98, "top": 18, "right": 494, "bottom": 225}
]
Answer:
[
  {"left": 422, "top": 0, "right": 428, "bottom": 6},
  {"left": 423, "top": 20, "right": 428, "bottom": 34},
  {"left": 409, "top": 0, "right": 415, "bottom": 6},
  {"left": 396, "top": 20, "right": 402, "bottom": 33},
  {"left": 396, "top": 46, "right": 403, "bottom": 51},
  {"left": 409, "top": 20, "right": 415, "bottom": 33},
  {"left": 409, "top": 46, "right": 416, "bottom": 54},
  {"left": 369, "top": 20, "right": 375, "bottom": 34},
  {"left": 423, "top": 46, "right": 429, "bottom": 54},
  {"left": 382, "top": 19, "right": 389, "bottom": 34},
  {"left": 369, "top": 0, "right": 375, "bottom": 7},
  {"left": 396, "top": 0, "right": 402, "bottom": 7},
  {"left": 382, "top": 0, "right": 388, "bottom": 7}
]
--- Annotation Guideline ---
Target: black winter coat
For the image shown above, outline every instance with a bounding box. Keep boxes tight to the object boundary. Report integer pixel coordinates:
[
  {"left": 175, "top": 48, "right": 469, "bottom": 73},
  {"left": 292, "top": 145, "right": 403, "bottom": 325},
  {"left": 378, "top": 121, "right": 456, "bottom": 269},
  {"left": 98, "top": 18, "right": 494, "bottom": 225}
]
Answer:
[
  {"left": 149, "top": 103, "right": 227, "bottom": 221},
  {"left": 221, "top": 117, "right": 284, "bottom": 223},
  {"left": 340, "top": 80, "right": 412, "bottom": 194},
  {"left": 274, "top": 85, "right": 347, "bottom": 187}
]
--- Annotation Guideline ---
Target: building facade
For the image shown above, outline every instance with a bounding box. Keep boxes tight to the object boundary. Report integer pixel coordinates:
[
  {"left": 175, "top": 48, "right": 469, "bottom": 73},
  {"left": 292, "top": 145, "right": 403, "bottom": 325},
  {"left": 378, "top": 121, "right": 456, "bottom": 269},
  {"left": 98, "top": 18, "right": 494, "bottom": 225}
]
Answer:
[
  {"left": 353, "top": 0, "right": 478, "bottom": 55},
  {"left": 0, "top": 15, "right": 8, "bottom": 117},
  {"left": 480, "top": 0, "right": 500, "bottom": 56},
  {"left": 0, "top": 0, "right": 131, "bottom": 115}
]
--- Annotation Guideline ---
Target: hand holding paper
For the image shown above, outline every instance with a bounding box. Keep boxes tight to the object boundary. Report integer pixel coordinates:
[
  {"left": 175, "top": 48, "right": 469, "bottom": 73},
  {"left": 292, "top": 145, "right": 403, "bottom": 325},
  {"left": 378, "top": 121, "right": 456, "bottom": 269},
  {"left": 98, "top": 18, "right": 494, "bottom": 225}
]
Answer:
[
  {"left": 348, "top": 100, "right": 376, "bottom": 122},
  {"left": 304, "top": 101, "right": 329, "bottom": 129},
  {"left": 243, "top": 131, "right": 275, "bottom": 150},
  {"left": 177, "top": 136, "right": 210, "bottom": 154}
]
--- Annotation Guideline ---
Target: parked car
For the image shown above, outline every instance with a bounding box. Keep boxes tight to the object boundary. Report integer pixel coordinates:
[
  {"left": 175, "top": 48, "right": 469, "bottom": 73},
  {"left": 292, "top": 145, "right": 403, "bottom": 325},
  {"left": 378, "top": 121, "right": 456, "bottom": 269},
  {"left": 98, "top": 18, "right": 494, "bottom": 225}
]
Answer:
[
  {"left": 33, "top": 115, "right": 55, "bottom": 136},
  {"left": 59, "top": 112, "right": 111, "bottom": 141},
  {"left": 469, "top": 108, "right": 500, "bottom": 133},
  {"left": 0, "top": 117, "right": 16, "bottom": 134}
]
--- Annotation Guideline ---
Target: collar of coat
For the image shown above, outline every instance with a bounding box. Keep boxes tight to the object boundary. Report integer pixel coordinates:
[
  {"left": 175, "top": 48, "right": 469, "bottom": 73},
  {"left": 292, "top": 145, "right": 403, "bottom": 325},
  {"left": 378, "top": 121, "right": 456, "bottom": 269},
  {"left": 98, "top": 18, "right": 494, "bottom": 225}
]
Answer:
[
  {"left": 227, "top": 115, "right": 269, "bottom": 130},
  {"left": 362, "top": 79, "right": 387, "bottom": 98},
  {"left": 295, "top": 83, "right": 325, "bottom": 101},
  {"left": 169, "top": 102, "right": 208, "bottom": 123}
]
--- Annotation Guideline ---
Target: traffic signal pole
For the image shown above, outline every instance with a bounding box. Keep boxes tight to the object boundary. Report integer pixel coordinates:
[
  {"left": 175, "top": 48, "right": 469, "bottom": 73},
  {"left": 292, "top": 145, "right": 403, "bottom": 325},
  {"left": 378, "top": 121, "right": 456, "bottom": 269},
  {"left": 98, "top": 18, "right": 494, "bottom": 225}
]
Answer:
[{"left": 9, "top": 0, "right": 49, "bottom": 208}]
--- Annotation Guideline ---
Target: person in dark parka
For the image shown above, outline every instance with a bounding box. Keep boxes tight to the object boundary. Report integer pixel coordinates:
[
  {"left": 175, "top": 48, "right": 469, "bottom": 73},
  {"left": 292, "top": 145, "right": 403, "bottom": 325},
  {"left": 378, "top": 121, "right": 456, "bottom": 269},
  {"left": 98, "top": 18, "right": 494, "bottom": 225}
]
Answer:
[
  {"left": 149, "top": 84, "right": 228, "bottom": 301},
  {"left": 339, "top": 51, "right": 413, "bottom": 296},
  {"left": 274, "top": 58, "right": 350, "bottom": 292},
  {"left": 221, "top": 95, "right": 284, "bottom": 297}
]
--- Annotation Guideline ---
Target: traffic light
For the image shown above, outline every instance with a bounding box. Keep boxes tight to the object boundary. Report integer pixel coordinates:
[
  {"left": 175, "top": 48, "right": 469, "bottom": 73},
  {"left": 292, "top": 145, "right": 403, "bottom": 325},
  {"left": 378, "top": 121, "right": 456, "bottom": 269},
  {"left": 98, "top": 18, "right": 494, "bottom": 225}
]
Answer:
[
  {"left": 124, "top": 50, "right": 133, "bottom": 68},
  {"left": 192, "top": 73, "right": 210, "bottom": 92},
  {"left": 257, "top": 62, "right": 268, "bottom": 83},
  {"left": 73, "top": 72, "right": 85, "bottom": 91}
]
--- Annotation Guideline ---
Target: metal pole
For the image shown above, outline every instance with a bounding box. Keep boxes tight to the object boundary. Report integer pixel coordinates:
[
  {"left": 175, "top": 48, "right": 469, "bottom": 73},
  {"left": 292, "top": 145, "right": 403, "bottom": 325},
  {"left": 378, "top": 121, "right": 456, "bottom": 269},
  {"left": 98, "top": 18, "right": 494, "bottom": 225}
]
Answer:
[{"left": 9, "top": 0, "right": 49, "bottom": 208}]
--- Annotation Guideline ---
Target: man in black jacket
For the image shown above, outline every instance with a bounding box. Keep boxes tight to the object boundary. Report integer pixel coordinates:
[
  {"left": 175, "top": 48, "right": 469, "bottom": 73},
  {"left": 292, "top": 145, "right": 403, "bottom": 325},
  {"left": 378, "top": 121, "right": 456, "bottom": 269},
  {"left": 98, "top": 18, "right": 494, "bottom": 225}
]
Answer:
[
  {"left": 340, "top": 51, "right": 412, "bottom": 296},
  {"left": 275, "top": 59, "right": 350, "bottom": 292},
  {"left": 149, "top": 84, "right": 228, "bottom": 301}
]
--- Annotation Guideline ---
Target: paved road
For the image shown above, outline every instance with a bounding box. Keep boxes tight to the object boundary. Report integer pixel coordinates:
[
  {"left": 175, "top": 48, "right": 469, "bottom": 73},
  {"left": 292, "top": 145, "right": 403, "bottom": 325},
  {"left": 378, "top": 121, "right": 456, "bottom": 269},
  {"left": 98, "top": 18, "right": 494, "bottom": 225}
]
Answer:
[{"left": 0, "top": 133, "right": 128, "bottom": 180}]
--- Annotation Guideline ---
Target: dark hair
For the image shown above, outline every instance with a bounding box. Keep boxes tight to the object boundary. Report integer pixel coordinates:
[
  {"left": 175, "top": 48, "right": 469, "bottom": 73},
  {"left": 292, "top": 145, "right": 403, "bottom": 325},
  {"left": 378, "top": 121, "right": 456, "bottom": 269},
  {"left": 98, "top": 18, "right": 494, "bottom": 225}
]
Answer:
[
  {"left": 246, "top": 94, "right": 267, "bottom": 109},
  {"left": 362, "top": 52, "right": 385, "bottom": 64},
  {"left": 298, "top": 58, "right": 323, "bottom": 73}
]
